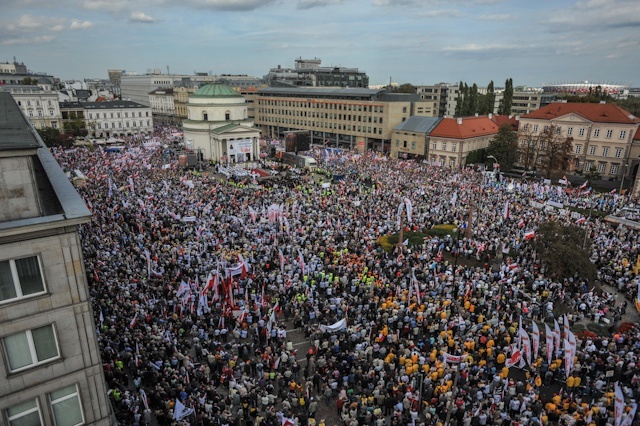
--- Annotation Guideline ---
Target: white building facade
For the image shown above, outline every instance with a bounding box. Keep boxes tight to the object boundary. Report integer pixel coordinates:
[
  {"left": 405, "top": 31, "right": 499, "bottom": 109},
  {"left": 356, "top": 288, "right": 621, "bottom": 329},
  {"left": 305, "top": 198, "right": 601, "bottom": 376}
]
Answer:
[
  {"left": 83, "top": 100, "right": 153, "bottom": 138},
  {"left": 1, "top": 85, "right": 62, "bottom": 130},
  {"left": 183, "top": 83, "right": 260, "bottom": 162}
]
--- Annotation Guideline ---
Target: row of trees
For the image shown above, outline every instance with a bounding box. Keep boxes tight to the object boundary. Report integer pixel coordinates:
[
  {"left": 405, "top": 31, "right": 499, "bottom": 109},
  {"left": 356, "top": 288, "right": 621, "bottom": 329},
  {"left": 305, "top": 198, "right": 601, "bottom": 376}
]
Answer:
[
  {"left": 36, "top": 118, "right": 88, "bottom": 147},
  {"left": 454, "top": 78, "right": 514, "bottom": 117},
  {"left": 486, "top": 123, "right": 574, "bottom": 178}
]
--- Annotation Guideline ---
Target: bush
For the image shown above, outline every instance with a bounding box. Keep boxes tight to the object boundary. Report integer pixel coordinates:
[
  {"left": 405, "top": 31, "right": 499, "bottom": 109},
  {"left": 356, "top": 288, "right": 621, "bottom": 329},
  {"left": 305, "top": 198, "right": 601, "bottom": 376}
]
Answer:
[{"left": 378, "top": 225, "right": 458, "bottom": 253}]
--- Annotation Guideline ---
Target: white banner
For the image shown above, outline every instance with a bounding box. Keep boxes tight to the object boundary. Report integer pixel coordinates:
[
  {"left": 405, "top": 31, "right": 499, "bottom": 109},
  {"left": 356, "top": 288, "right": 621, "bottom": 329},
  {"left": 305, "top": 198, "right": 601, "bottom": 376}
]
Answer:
[
  {"left": 442, "top": 353, "right": 463, "bottom": 364},
  {"left": 228, "top": 139, "right": 253, "bottom": 155},
  {"left": 319, "top": 318, "right": 347, "bottom": 333}
]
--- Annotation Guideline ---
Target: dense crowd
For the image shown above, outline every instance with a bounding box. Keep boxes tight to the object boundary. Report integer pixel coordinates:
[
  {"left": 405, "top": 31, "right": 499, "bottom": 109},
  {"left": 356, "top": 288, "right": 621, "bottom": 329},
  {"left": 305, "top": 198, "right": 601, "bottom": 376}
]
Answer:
[{"left": 52, "top": 128, "right": 640, "bottom": 426}]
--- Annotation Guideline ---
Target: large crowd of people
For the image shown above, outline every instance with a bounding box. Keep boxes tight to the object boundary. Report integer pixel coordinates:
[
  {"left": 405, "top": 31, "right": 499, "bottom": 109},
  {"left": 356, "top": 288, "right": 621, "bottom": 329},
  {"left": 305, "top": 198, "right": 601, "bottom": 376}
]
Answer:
[{"left": 52, "top": 127, "right": 640, "bottom": 426}]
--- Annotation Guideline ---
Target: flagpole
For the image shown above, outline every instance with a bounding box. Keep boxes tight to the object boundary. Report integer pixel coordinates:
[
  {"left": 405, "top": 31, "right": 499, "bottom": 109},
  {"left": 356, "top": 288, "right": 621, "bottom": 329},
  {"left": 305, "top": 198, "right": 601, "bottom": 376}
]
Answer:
[{"left": 397, "top": 214, "right": 404, "bottom": 252}]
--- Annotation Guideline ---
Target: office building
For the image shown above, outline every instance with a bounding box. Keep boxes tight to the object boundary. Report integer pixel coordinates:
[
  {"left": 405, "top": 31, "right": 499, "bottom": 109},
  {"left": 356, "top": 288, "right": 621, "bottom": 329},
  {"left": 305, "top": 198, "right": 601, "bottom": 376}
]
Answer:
[
  {"left": 390, "top": 116, "right": 442, "bottom": 159},
  {"left": 1, "top": 84, "right": 62, "bottom": 130},
  {"left": 255, "top": 87, "right": 434, "bottom": 153},
  {"left": 61, "top": 100, "right": 153, "bottom": 138},
  {"left": 264, "top": 58, "right": 369, "bottom": 88},
  {"left": 0, "top": 92, "right": 114, "bottom": 425}
]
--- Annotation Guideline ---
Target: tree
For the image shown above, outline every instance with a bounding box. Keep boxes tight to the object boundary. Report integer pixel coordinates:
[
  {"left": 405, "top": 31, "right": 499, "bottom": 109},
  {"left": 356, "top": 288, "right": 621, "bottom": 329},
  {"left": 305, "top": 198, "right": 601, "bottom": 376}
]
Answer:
[
  {"left": 391, "top": 83, "right": 417, "bottom": 94},
  {"left": 479, "top": 80, "right": 495, "bottom": 115},
  {"left": 538, "top": 125, "right": 574, "bottom": 178},
  {"left": 487, "top": 123, "right": 519, "bottom": 170},
  {"left": 22, "top": 77, "right": 37, "bottom": 85},
  {"left": 469, "top": 83, "right": 479, "bottom": 116},
  {"left": 498, "top": 78, "right": 514, "bottom": 115},
  {"left": 455, "top": 82, "right": 464, "bottom": 117},
  {"left": 36, "top": 127, "right": 61, "bottom": 147},
  {"left": 63, "top": 117, "right": 87, "bottom": 136},
  {"left": 517, "top": 124, "right": 543, "bottom": 171},
  {"left": 531, "top": 221, "right": 597, "bottom": 283}
]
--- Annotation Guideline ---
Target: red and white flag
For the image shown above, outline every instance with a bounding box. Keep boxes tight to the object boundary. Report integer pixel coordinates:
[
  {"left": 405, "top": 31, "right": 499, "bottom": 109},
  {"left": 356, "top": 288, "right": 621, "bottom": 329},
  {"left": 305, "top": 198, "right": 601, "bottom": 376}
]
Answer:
[
  {"left": 505, "top": 344, "right": 522, "bottom": 368},
  {"left": 129, "top": 312, "right": 138, "bottom": 328},
  {"left": 278, "top": 249, "right": 285, "bottom": 273},
  {"left": 517, "top": 218, "right": 525, "bottom": 228},
  {"left": 615, "top": 382, "right": 625, "bottom": 426},
  {"left": 575, "top": 217, "right": 586, "bottom": 225},
  {"left": 297, "top": 250, "right": 305, "bottom": 274},
  {"left": 524, "top": 229, "right": 535, "bottom": 240},
  {"left": 531, "top": 321, "right": 540, "bottom": 361},
  {"left": 503, "top": 200, "right": 510, "bottom": 220}
]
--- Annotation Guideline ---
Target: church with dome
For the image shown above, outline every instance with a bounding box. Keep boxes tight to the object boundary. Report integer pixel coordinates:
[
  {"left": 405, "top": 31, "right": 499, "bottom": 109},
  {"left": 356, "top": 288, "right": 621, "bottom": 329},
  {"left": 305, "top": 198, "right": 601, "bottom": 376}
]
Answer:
[{"left": 182, "top": 83, "right": 260, "bottom": 163}]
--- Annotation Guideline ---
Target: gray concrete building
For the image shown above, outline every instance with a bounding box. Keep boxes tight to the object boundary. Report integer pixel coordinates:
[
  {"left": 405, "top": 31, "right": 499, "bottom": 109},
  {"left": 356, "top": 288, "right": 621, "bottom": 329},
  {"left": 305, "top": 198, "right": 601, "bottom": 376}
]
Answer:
[{"left": 0, "top": 92, "right": 114, "bottom": 426}]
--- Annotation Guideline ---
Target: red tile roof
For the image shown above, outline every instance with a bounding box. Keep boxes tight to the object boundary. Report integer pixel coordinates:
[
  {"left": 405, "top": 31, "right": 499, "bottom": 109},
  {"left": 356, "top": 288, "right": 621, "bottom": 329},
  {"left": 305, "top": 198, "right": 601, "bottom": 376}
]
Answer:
[
  {"left": 429, "top": 116, "right": 499, "bottom": 139},
  {"left": 522, "top": 102, "right": 640, "bottom": 124},
  {"left": 634, "top": 127, "right": 640, "bottom": 141},
  {"left": 491, "top": 114, "right": 519, "bottom": 131}
]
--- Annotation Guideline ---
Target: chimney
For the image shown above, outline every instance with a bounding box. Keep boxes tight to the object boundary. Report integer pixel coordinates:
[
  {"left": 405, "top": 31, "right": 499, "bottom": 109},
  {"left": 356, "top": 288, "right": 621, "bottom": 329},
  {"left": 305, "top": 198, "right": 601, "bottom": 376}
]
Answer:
[
  {"left": 488, "top": 113, "right": 493, "bottom": 120},
  {"left": 457, "top": 117, "right": 462, "bottom": 125},
  {"left": 515, "top": 115, "right": 520, "bottom": 121},
  {"left": 475, "top": 113, "right": 478, "bottom": 117}
]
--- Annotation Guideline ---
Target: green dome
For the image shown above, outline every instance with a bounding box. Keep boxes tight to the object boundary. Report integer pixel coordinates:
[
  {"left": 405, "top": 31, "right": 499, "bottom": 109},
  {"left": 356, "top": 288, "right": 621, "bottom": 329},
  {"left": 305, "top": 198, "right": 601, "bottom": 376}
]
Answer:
[{"left": 193, "top": 83, "right": 242, "bottom": 98}]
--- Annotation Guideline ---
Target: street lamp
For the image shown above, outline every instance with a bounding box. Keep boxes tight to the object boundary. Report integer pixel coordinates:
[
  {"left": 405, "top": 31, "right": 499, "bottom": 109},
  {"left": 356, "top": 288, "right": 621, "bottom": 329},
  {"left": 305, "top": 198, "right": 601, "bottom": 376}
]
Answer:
[
  {"left": 619, "top": 164, "right": 628, "bottom": 194},
  {"left": 443, "top": 318, "right": 500, "bottom": 426}
]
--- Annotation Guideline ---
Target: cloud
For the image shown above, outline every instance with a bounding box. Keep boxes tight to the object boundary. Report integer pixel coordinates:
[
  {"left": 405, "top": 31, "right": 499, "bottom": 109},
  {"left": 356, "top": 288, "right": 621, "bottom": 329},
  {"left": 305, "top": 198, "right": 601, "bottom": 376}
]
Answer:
[
  {"left": 129, "top": 12, "right": 159, "bottom": 23},
  {"left": 548, "top": 0, "right": 640, "bottom": 29},
  {"left": 69, "top": 19, "right": 94, "bottom": 30},
  {"left": 5, "top": 14, "right": 66, "bottom": 32},
  {"left": 418, "top": 9, "right": 463, "bottom": 18},
  {"left": 441, "top": 43, "right": 518, "bottom": 53},
  {"left": 2, "top": 35, "right": 55, "bottom": 45},
  {"left": 182, "top": 0, "right": 276, "bottom": 11},
  {"left": 478, "top": 13, "right": 510, "bottom": 21},
  {"left": 83, "top": 0, "right": 129, "bottom": 12},
  {"left": 297, "top": 0, "right": 343, "bottom": 9}
]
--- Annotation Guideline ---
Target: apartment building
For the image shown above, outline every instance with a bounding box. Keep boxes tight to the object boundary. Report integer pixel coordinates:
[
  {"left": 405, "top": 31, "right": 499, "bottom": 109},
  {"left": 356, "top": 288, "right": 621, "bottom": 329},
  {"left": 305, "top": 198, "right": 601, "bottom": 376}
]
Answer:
[
  {"left": 427, "top": 115, "right": 500, "bottom": 167},
  {"left": 148, "top": 88, "right": 176, "bottom": 124},
  {"left": 390, "top": 116, "right": 442, "bottom": 159},
  {"left": 519, "top": 102, "right": 640, "bottom": 180},
  {"left": 494, "top": 88, "right": 542, "bottom": 115},
  {"left": 416, "top": 83, "right": 459, "bottom": 117},
  {"left": 0, "top": 92, "right": 114, "bottom": 425},
  {"left": 264, "top": 58, "right": 369, "bottom": 88},
  {"left": 80, "top": 100, "right": 153, "bottom": 138},
  {"left": 1, "top": 85, "right": 62, "bottom": 130},
  {"left": 174, "top": 86, "right": 198, "bottom": 119},
  {"left": 255, "top": 87, "right": 434, "bottom": 153}
]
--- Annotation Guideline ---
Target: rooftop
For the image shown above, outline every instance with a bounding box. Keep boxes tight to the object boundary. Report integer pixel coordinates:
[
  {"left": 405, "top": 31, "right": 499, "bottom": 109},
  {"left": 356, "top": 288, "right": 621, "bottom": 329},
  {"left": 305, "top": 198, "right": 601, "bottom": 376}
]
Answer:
[
  {"left": 394, "top": 116, "right": 442, "bottom": 134},
  {"left": 259, "top": 87, "right": 382, "bottom": 98},
  {"left": 0, "top": 92, "right": 41, "bottom": 151},
  {"left": 81, "top": 100, "right": 148, "bottom": 109},
  {"left": 192, "top": 83, "right": 242, "bottom": 98},
  {"left": 429, "top": 116, "right": 500, "bottom": 139},
  {"left": 522, "top": 102, "right": 639, "bottom": 124}
]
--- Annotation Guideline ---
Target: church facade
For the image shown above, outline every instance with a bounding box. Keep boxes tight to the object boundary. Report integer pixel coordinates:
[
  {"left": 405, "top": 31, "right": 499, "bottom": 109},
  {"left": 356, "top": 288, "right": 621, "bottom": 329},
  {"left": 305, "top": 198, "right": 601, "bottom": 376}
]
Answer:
[{"left": 182, "top": 83, "right": 260, "bottom": 163}]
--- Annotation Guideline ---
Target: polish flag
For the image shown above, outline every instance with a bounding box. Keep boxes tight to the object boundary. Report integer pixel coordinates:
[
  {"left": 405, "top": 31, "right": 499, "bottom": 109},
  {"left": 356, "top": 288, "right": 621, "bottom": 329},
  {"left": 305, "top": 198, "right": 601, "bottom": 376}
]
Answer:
[
  {"left": 278, "top": 249, "right": 285, "bottom": 272},
  {"left": 505, "top": 345, "right": 522, "bottom": 368},
  {"left": 524, "top": 230, "right": 536, "bottom": 240},
  {"left": 297, "top": 250, "right": 305, "bottom": 274},
  {"left": 575, "top": 217, "right": 586, "bottom": 225},
  {"left": 503, "top": 201, "right": 510, "bottom": 220},
  {"left": 129, "top": 312, "right": 138, "bottom": 328},
  {"left": 517, "top": 218, "right": 525, "bottom": 229}
]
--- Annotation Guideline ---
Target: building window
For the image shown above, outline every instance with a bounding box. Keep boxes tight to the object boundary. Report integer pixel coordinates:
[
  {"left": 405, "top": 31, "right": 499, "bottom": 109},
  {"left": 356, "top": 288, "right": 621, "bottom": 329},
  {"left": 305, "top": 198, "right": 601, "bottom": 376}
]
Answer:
[
  {"left": 4, "top": 324, "right": 60, "bottom": 372},
  {"left": 411, "top": 141, "right": 416, "bottom": 150},
  {"left": 403, "top": 141, "right": 407, "bottom": 148},
  {"left": 0, "top": 256, "right": 45, "bottom": 303},
  {"left": 533, "top": 125, "right": 538, "bottom": 132},
  {"left": 6, "top": 399, "right": 42, "bottom": 426},
  {"left": 615, "top": 148, "right": 623, "bottom": 158},
  {"left": 567, "top": 127, "right": 573, "bottom": 135},
  {"left": 451, "top": 143, "right": 456, "bottom": 152},
  {"left": 402, "top": 107, "right": 407, "bottom": 114},
  {"left": 449, "top": 159, "right": 456, "bottom": 167},
  {"left": 49, "top": 109, "right": 54, "bottom": 116},
  {"left": 50, "top": 384, "right": 84, "bottom": 426},
  {"left": 597, "top": 163, "right": 606, "bottom": 173},
  {"left": 605, "top": 129, "right": 612, "bottom": 138},
  {"left": 442, "top": 142, "right": 447, "bottom": 151},
  {"left": 602, "top": 147, "right": 609, "bottom": 157},
  {"left": 589, "top": 146, "right": 596, "bottom": 156},
  {"left": 579, "top": 128, "right": 585, "bottom": 136},
  {"left": 555, "top": 127, "right": 561, "bottom": 135},
  {"left": 395, "top": 140, "right": 399, "bottom": 147},
  {"left": 575, "top": 145, "right": 582, "bottom": 154},
  {"left": 593, "top": 129, "right": 600, "bottom": 137},
  {"left": 611, "top": 164, "right": 619, "bottom": 174},
  {"left": 619, "top": 130, "right": 627, "bottom": 139},
  {"left": 585, "top": 162, "right": 592, "bottom": 171},
  {"left": 431, "top": 142, "right": 437, "bottom": 150}
]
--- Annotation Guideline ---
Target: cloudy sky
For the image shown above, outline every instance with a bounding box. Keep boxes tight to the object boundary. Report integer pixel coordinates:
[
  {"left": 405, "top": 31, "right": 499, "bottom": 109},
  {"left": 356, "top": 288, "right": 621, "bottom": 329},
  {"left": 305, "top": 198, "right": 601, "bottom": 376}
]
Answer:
[{"left": 0, "top": 0, "right": 638, "bottom": 87}]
